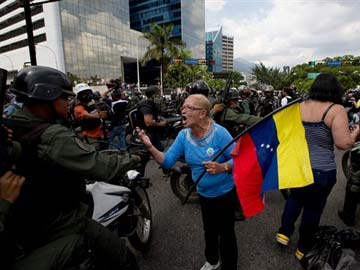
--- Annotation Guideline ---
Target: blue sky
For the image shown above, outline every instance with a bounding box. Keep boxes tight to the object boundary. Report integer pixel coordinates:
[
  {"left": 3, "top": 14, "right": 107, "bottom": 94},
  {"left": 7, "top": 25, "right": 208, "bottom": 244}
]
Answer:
[{"left": 205, "top": 0, "right": 360, "bottom": 68}]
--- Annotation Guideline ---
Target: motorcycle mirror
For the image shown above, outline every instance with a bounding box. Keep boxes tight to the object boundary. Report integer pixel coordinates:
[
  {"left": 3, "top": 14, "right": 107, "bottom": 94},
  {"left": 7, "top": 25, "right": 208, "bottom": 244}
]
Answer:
[{"left": 127, "top": 170, "right": 140, "bottom": 180}]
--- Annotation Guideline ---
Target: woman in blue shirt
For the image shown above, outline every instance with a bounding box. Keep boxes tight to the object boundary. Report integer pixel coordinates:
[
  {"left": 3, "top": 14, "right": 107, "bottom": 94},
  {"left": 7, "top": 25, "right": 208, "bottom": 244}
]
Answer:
[{"left": 137, "top": 94, "right": 237, "bottom": 270}]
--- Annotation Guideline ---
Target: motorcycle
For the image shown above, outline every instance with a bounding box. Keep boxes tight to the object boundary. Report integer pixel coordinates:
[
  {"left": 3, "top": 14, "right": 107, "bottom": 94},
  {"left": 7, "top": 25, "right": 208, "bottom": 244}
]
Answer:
[
  {"left": 85, "top": 167, "right": 152, "bottom": 251},
  {"left": 169, "top": 160, "right": 199, "bottom": 203}
]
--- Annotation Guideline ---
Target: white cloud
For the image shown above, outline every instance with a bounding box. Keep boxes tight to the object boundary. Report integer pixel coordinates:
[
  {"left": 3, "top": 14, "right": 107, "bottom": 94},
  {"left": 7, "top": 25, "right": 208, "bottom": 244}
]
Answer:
[
  {"left": 205, "top": 0, "right": 226, "bottom": 12},
  {"left": 207, "top": 0, "right": 360, "bottom": 68}
]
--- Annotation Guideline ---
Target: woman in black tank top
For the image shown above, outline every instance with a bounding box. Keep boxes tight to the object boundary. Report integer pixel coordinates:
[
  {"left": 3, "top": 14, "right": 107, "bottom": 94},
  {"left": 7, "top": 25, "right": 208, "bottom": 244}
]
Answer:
[{"left": 276, "top": 73, "right": 360, "bottom": 261}]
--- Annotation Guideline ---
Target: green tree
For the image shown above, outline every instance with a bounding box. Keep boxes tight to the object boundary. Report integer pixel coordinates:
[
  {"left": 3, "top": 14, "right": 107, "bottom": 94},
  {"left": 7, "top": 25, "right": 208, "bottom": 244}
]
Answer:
[
  {"left": 251, "top": 62, "right": 287, "bottom": 90},
  {"left": 142, "top": 24, "right": 184, "bottom": 94},
  {"left": 164, "top": 63, "right": 212, "bottom": 89},
  {"left": 67, "top": 72, "right": 80, "bottom": 86},
  {"left": 232, "top": 71, "right": 245, "bottom": 88}
]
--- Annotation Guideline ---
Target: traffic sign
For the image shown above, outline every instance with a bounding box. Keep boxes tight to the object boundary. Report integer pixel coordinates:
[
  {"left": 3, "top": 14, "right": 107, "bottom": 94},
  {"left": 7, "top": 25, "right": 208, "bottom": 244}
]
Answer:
[
  {"left": 172, "top": 59, "right": 183, "bottom": 64},
  {"left": 307, "top": 73, "right": 320, "bottom": 79},
  {"left": 327, "top": 60, "right": 342, "bottom": 67},
  {"left": 198, "top": 59, "right": 207, "bottom": 65},
  {"left": 184, "top": 59, "right": 199, "bottom": 65}
]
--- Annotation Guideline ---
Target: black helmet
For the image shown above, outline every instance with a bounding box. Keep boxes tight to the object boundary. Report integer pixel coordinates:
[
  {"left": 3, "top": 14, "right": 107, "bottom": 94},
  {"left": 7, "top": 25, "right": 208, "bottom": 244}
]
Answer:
[
  {"left": 145, "top": 85, "right": 160, "bottom": 98},
  {"left": 11, "top": 66, "right": 73, "bottom": 102},
  {"left": 187, "top": 80, "right": 210, "bottom": 96},
  {"left": 111, "top": 88, "right": 122, "bottom": 99},
  {"left": 226, "top": 89, "right": 240, "bottom": 102}
]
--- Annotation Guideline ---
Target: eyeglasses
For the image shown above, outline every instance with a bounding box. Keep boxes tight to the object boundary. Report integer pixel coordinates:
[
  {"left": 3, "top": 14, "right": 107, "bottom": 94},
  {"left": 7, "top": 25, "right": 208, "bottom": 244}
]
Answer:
[{"left": 180, "top": 105, "right": 204, "bottom": 111}]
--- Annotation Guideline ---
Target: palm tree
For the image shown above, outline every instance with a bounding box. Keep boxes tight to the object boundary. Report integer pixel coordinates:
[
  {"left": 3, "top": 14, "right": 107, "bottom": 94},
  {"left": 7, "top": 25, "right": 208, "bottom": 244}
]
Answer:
[
  {"left": 142, "top": 24, "right": 184, "bottom": 94},
  {"left": 251, "top": 62, "right": 286, "bottom": 90}
]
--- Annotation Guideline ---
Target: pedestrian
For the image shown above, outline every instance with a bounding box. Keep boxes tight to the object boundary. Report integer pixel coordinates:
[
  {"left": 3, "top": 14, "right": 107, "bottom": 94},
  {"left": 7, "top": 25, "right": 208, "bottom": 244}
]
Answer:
[
  {"left": 137, "top": 94, "right": 238, "bottom": 270},
  {"left": 276, "top": 73, "right": 360, "bottom": 260},
  {"left": 280, "top": 87, "right": 293, "bottom": 106}
]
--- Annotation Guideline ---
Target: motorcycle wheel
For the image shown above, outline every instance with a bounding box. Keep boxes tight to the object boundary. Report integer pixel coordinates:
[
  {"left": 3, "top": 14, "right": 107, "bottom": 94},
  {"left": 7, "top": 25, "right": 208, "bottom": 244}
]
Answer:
[
  {"left": 342, "top": 149, "right": 351, "bottom": 180},
  {"left": 170, "top": 170, "right": 199, "bottom": 203},
  {"left": 128, "top": 187, "right": 152, "bottom": 252}
]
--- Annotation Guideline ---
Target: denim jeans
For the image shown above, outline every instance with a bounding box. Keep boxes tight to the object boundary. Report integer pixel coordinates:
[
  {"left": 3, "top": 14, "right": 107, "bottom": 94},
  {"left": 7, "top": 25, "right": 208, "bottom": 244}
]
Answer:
[
  {"left": 109, "top": 124, "right": 127, "bottom": 151},
  {"left": 278, "top": 169, "right": 336, "bottom": 252}
]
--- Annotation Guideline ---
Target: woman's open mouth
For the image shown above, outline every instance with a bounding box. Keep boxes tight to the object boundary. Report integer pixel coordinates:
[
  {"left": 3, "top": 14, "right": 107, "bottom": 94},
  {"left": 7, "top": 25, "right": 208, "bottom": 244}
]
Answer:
[{"left": 182, "top": 115, "right": 187, "bottom": 124}]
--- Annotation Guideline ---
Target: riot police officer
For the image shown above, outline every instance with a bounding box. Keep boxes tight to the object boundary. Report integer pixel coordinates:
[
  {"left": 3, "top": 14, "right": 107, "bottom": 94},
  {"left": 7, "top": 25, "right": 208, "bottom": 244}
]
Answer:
[
  {"left": 186, "top": 80, "right": 211, "bottom": 97},
  {"left": 213, "top": 89, "right": 261, "bottom": 137},
  {"left": 257, "top": 85, "right": 278, "bottom": 116},
  {"left": 137, "top": 85, "right": 167, "bottom": 151},
  {"left": 6, "top": 66, "right": 140, "bottom": 270}
]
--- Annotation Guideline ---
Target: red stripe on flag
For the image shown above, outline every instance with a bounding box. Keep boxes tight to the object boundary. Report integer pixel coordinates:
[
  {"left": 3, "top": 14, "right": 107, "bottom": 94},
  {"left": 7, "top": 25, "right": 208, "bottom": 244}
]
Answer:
[{"left": 232, "top": 133, "right": 265, "bottom": 217}]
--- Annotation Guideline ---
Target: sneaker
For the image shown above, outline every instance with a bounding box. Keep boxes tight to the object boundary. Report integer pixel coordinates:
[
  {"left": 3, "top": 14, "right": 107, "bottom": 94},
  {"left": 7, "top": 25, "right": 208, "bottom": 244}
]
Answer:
[
  {"left": 200, "top": 261, "right": 220, "bottom": 270},
  {"left": 295, "top": 248, "right": 304, "bottom": 260},
  {"left": 276, "top": 233, "right": 289, "bottom": 246}
]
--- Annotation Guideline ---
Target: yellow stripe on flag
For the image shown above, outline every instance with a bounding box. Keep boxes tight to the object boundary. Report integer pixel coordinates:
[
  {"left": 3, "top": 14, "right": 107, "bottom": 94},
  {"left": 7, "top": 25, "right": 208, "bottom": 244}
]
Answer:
[{"left": 273, "top": 103, "right": 314, "bottom": 189}]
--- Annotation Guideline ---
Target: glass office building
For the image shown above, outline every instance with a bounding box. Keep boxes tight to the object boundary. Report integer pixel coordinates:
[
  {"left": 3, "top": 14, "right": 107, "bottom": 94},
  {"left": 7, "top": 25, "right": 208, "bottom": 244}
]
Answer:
[
  {"left": 60, "top": 0, "right": 147, "bottom": 79},
  {"left": 206, "top": 27, "right": 223, "bottom": 72},
  {"left": 129, "top": 0, "right": 205, "bottom": 59},
  {"left": 206, "top": 26, "right": 234, "bottom": 72},
  {"left": 0, "top": 0, "right": 147, "bottom": 81}
]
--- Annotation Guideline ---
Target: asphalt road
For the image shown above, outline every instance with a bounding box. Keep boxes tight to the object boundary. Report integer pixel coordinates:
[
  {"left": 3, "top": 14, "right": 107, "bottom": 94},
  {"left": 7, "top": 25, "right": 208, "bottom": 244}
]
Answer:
[{"left": 141, "top": 149, "right": 359, "bottom": 270}]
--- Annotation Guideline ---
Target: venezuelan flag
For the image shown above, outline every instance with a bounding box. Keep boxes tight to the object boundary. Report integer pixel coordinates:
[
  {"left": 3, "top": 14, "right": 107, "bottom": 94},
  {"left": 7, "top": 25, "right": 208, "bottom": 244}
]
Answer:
[{"left": 231, "top": 101, "right": 314, "bottom": 218}]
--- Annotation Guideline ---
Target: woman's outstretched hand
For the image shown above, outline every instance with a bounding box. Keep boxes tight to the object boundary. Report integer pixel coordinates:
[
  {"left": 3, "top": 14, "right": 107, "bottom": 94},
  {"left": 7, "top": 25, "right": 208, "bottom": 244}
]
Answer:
[{"left": 136, "top": 127, "right": 153, "bottom": 150}]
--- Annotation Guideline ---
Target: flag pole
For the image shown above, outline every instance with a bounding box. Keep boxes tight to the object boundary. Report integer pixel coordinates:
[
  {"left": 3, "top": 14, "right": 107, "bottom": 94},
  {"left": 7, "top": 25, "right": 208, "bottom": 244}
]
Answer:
[{"left": 182, "top": 98, "right": 302, "bottom": 205}]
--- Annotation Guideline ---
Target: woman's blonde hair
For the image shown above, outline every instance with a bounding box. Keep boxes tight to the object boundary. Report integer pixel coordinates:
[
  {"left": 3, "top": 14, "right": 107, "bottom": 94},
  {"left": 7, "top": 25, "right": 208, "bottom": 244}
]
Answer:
[{"left": 186, "top": 94, "right": 211, "bottom": 115}]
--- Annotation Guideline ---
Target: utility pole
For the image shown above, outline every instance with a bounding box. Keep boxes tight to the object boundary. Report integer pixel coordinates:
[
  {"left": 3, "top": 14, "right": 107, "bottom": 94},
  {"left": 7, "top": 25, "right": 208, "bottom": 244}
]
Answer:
[
  {"left": 21, "top": 0, "right": 60, "bottom": 66},
  {"left": 23, "top": 0, "right": 36, "bottom": 65}
]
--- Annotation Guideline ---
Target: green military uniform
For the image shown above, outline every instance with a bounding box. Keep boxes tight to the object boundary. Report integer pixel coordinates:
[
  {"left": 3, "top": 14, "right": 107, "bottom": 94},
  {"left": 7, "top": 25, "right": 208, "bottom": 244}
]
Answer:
[
  {"left": 7, "top": 109, "right": 139, "bottom": 270},
  {"left": 11, "top": 110, "right": 138, "bottom": 179},
  {"left": 257, "top": 96, "right": 278, "bottom": 117},
  {"left": 215, "top": 106, "right": 261, "bottom": 137},
  {"left": 240, "top": 99, "right": 251, "bottom": 115}
]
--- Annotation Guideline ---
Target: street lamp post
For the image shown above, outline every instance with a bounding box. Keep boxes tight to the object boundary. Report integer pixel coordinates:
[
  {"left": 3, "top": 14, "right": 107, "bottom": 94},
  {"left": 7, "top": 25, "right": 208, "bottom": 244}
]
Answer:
[
  {"left": 136, "top": 36, "right": 141, "bottom": 93},
  {"left": 22, "top": 0, "right": 61, "bottom": 66}
]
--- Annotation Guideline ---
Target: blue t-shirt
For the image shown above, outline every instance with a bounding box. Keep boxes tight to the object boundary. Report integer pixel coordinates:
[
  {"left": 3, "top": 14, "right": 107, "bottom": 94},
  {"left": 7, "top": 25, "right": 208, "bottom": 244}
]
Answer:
[{"left": 162, "top": 122, "right": 235, "bottom": 198}]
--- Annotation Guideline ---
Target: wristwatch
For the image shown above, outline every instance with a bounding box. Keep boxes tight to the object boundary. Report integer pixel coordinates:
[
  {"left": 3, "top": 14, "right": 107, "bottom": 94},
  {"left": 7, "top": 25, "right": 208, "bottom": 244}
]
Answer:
[{"left": 223, "top": 163, "right": 230, "bottom": 173}]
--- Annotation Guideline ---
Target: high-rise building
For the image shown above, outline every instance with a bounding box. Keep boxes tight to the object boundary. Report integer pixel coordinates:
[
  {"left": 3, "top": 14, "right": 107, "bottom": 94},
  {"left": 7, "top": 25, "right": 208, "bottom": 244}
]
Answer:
[
  {"left": 205, "top": 26, "right": 234, "bottom": 73},
  {"left": 129, "top": 0, "right": 205, "bottom": 59},
  {"left": 222, "top": 34, "right": 233, "bottom": 72},
  {"left": 0, "top": 0, "right": 147, "bottom": 82}
]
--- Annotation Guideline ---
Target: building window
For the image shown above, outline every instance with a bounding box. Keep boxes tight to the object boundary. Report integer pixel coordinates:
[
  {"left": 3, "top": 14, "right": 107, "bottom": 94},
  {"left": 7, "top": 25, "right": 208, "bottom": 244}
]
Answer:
[
  {"left": 0, "top": 5, "right": 43, "bottom": 30},
  {"left": 0, "top": 33, "right": 46, "bottom": 53},
  {"left": 0, "top": 19, "right": 45, "bottom": 42}
]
